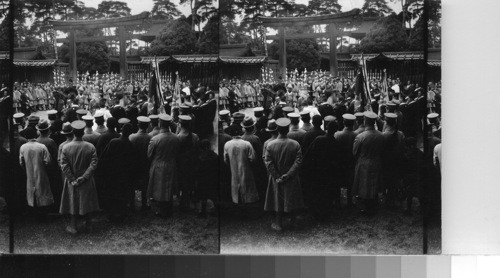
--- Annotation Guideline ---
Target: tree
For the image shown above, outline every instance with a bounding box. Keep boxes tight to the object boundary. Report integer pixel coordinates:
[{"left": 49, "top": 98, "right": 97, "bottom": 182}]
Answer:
[
  {"left": 147, "top": 17, "right": 197, "bottom": 56},
  {"left": 406, "top": 17, "right": 424, "bottom": 50},
  {"left": 359, "top": 14, "right": 407, "bottom": 53},
  {"left": 151, "top": 0, "right": 181, "bottom": 20},
  {"left": 307, "top": 0, "right": 341, "bottom": 15},
  {"left": 362, "top": 0, "right": 393, "bottom": 17},
  {"left": 269, "top": 39, "right": 322, "bottom": 71},
  {"left": 97, "top": 1, "right": 131, "bottom": 18},
  {"left": 197, "top": 15, "right": 218, "bottom": 54},
  {"left": 60, "top": 41, "right": 111, "bottom": 74}
]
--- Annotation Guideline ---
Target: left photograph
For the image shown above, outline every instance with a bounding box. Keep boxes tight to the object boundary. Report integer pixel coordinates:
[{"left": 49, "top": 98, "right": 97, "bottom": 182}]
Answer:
[{"left": 11, "top": 0, "right": 219, "bottom": 254}]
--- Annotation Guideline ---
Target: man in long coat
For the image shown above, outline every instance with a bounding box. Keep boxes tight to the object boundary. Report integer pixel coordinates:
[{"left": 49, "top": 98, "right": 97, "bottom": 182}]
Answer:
[
  {"left": 177, "top": 115, "right": 199, "bottom": 211},
  {"left": 129, "top": 116, "right": 152, "bottom": 210},
  {"left": 147, "top": 114, "right": 181, "bottom": 218},
  {"left": 334, "top": 114, "right": 358, "bottom": 207},
  {"left": 381, "top": 113, "right": 405, "bottom": 208},
  {"left": 224, "top": 125, "right": 259, "bottom": 216},
  {"left": 287, "top": 113, "right": 306, "bottom": 148},
  {"left": 59, "top": 120, "right": 100, "bottom": 234},
  {"left": 352, "top": 111, "right": 385, "bottom": 216},
  {"left": 19, "top": 128, "right": 54, "bottom": 218},
  {"left": 264, "top": 117, "right": 304, "bottom": 232}
]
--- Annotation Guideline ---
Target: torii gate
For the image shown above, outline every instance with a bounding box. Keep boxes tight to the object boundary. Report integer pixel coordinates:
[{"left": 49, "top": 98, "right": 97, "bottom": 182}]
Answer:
[
  {"left": 260, "top": 9, "right": 361, "bottom": 78},
  {"left": 50, "top": 12, "right": 150, "bottom": 81}
]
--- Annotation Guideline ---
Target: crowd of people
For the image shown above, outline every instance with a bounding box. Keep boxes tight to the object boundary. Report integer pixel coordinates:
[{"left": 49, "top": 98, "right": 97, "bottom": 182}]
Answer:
[
  {"left": 219, "top": 75, "right": 442, "bottom": 232},
  {"left": 4, "top": 77, "right": 217, "bottom": 235}
]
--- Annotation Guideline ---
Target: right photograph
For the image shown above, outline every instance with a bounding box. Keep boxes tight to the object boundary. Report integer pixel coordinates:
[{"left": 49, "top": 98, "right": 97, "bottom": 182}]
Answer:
[{"left": 219, "top": 0, "right": 441, "bottom": 254}]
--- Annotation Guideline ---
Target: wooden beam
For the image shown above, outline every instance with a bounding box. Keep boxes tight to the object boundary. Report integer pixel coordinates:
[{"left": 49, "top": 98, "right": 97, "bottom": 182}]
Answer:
[
  {"left": 329, "top": 24, "right": 338, "bottom": 77},
  {"left": 118, "top": 27, "right": 128, "bottom": 80},
  {"left": 69, "top": 31, "right": 77, "bottom": 82},
  {"left": 260, "top": 9, "right": 361, "bottom": 28},
  {"left": 267, "top": 32, "right": 328, "bottom": 40},
  {"left": 50, "top": 12, "right": 150, "bottom": 30},
  {"left": 278, "top": 27, "right": 286, "bottom": 78},
  {"left": 56, "top": 34, "right": 142, "bottom": 43}
]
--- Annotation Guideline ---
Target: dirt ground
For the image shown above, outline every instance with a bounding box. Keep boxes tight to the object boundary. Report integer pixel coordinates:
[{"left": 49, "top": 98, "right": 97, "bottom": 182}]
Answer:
[
  {"left": 13, "top": 205, "right": 218, "bottom": 254},
  {"left": 220, "top": 201, "right": 441, "bottom": 255},
  {"left": 0, "top": 213, "right": 8, "bottom": 253}
]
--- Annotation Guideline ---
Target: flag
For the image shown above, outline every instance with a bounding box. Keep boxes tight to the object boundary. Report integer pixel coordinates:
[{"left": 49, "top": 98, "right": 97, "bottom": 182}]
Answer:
[
  {"left": 149, "top": 68, "right": 161, "bottom": 113},
  {"left": 354, "top": 67, "right": 367, "bottom": 111},
  {"left": 381, "top": 68, "right": 389, "bottom": 103}
]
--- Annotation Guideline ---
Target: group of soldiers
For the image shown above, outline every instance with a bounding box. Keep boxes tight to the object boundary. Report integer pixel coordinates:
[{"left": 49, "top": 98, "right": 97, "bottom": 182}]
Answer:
[
  {"left": 219, "top": 78, "right": 442, "bottom": 232},
  {"left": 5, "top": 85, "right": 217, "bottom": 234}
]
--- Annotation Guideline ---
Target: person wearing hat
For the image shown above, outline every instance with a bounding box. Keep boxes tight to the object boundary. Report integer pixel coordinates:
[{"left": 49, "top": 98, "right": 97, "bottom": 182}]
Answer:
[
  {"left": 96, "top": 117, "right": 120, "bottom": 156},
  {"left": 402, "top": 137, "right": 424, "bottom": 216},
  {"left": 354, "top": 112, "right": 365, "bottom": 134},
  {"left": 97, "top": 123, "right": 138, "bottom": 222},
  {"left": 264, "top": 117, "right": 304, "bottom": 232},
  {"left": 334, "top": 114, "right": 358, "bottom": 207},
  {"left": 262, "top": 119, "right": 278, "bottom": 155},
  {"left": 11, "top": 122, "right": 28, "bottom": 213},
  {"left": 219, "top": 110, "right": 230, "bottom": 127},
  {"left": 81, "top": 115, "right": 100, "bottom": 147},
  {"left": 299, "top": 111, "right": 312, "bottom": 132},
  {"left": 218, "top": 119, "right": 233, "bottom": 202},
  {"left": 19, "top": 124, "right": 54, "bottom": 220},
  {"left": 148, "top": 114, "right": 160, "bottom": 136},
  {"left": 177, "top": 115, "right": 200, "bottom": 211},
  {"left": 302, "top": 120, "right": 342, "bottom": 219},
  {"left": 59, "top": 120, "right": 100, "bottom": 234},
  {"left": 255, "top": 113, "right": 271, "bottom": 145},
  {"left": 241, "top": 116, "right": 268, "bottom": 198},
  {"left": 287, "top": 112, "right": 306, "bottom": 147},
  {"left": 282, "top": 106, "right": 294, "bottom": 118},
  {"left": 36, "top": 119, "right": 61, "bottom": 211},
  {"left": 302, "top": 114, "right": 326, "bottom": 154},
  {"left": 20, "top": 115, "right": 39, "bottom": 139},
  {"left": 352, "top": 111, "right": 385, "bottom": 216},
  {"left": 192, "top": 139, "right": 219, "bottom": 218},
  {"left": 110, "top": 98, "right": 126, "bottom": 120},
  {"left": 57, "top": 123, "right": 74, "bottom": 163},
  {"left": 13, "top": 112, "right": 26, "bottom": 133},
  {"left": 381, "top": 113, "right": 406, "bottom": 208},
  {"left": 224, "top": 119, "right": 259, "bottom": 216},
  {"left": 129, "top": 116, "right": 152, "bottom": 211},
  {"left": 147, "top": 114, "right": 181, "bottom": 218},
  {"left": 225, "top": 112, "right": 244, "bottom": 137},
  {"left": 76, "top": 109, "right": 88, "bottom": 120},
  {"left": 93, "top": 111, "right": 107, "bottom": 134}
]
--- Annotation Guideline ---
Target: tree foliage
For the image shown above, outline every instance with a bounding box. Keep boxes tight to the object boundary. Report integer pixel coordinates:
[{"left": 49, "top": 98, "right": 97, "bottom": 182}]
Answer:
[
  {"left": 60, "top": 41, "right": 111, "bottom": 74},
  {"left": 197, "top": 15, "right": 219, "bottom": 54},
  {"left": 359, "top": 14, "right": 407, "bottom": 53},
  {"left": 147, "top": 17, "right": 197, "bottom": 56},
  {"left": 269, "top": 39, "right": 321, "bottom": 71},
  {"left": 97, "top": 1, "right": 131, "bottom": 18},
  {"left": 151, "top": 0, "right": 181, "bottom": 20},
  {"left": 308, "top": 0, "right": 341, "bottom": 15},
  {"left": 362, "top": 0, "right": 394, "bottom": 17}
]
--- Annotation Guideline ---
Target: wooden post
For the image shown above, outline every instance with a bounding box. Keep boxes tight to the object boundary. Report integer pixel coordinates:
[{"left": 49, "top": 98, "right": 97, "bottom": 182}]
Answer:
[
  {"left": 118, "top": 26, "right": 128, "bottom": 80},
  {"left": 329, "top": 23, "right": 338, "bottom": 77},
  {"left": 69, "top": 30, "right": 77, "bottom": 82},
  {"left": 278, "top": 27, "right": 287, "bottom": 79}
]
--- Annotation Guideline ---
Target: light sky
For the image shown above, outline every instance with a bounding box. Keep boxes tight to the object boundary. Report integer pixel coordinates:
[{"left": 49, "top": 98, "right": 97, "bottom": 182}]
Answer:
[{"left": 81, "top": 0, "right": 401, "bottom": 16}]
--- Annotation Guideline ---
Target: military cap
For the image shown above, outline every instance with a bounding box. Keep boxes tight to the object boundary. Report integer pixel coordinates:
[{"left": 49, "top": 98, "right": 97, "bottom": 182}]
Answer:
[
  {"left": 232, "top": 112, "right": 245, "bottom": 120},
  {"left": 276, "top": 117, "right": 291, "bottom": 127},
  {"left": 254, "top": 107, "right": 264, "bottom": 117},
  {"left": 342, "top": 113, "right": 356, "bottom": 121},
  {"left": 324, "top": 115, "right": 336, "bottom": 122},
  {"left": 384, "top": 113, "right": 397, "bottom": 119},
  {"left": 354, "top": 112, "right": 364, "bottom": 118},
  {"left": 241, "top": 116, "right": 255, "bottom": 128},
  {"left": 94, "top": 111, "right": 104, "bottom": 118},
  {"left": 278, "top": 101, "right": 286, "bottom": 106},
  {"left": 363, "top": 111, "right": 378, "bottom": 119},
  {"left": 265, "top": 119, "right": 278, "bottom": 132},
  {"left": 219, "top": 110, "right": 230, "bottom": 117},
  {"left": 76, "top": 109, "right": 88, "bottom": 116},
  {"left": 36, "top": 119, "right": 50, "bottom": 131},
  {"left": 179, "top": 115, "right": 192, "bottom": 123},
  {"left": 288, "top": 112, "right": 300, "bottom": 119},
  {"left": 158, "top": 114, "right": 172, "bottom": 122},
  {"left": 13, "top": 112, "right": 25, "bottom": 120},
  {"left": 392, "top": 99, "right": 401, "bottom": 105},
  {"left": 387, "top": 101, "right": 396, "bottom": 108},
  {"left": 299, "top": 110, "right": 310, "bottom": 117},
  {"left": 118, "top": 118, "right": 131, "bottom": 124},
  {"left": 149, "top": 114, "right": 159, "bottom": 121},
  {"left": 282, "top": 106, "right": 294, "bottom": 114},
  {"left": 60, "top": 122, "right": 73, "bottom": 135},
  {"left": 27, "top": 115, "right": 40, "bottom": 124},
  {"left": 427, "top": 113, "right": 439, "bottom": 119},
  {"left": 71, "top": 120, "right": 86, "bottom": 130},
  {"left": 47, "top": 110, "right": 58, "bottom": 120},
  {"left": 137, "top": 116, "right": 150, "bottom": 123},
  {"left": 82, "top": 115, "right": 94, "bottom": 121}
]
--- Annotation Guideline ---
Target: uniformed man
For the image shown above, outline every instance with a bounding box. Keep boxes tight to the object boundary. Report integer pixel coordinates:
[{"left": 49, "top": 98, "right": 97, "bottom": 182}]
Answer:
[
  {"left": 264, "top": 117, "right": 304, "bottom": 231},
  {"left": 76, "top": 109, "right": 88, "bottom": 120},
  {"left": 300, "top": 110, "right": 313, "bottom": 132},
  {"left": 354, "top": 112, "right": 365, "bottom": 134},
  {"left": 147, "top": 114, "right": 181, "bottom": 218},
  {"left": 334, "top": 113, "right": 357, "bottom": 206},
  {"left": 302, "top": 114, "right": 325, "bottom": 154},
  {"left": 224, "top": 112, "right": 244, "bottom": 137},
  {"left": 177, "top": 115, "right": 199, "bottom": 211},
  {"left": 148, "top": 114, "right": 160, "bottom": 136},
  {"left": 287, "top": 112, "right": 306, "bottom": 147},
  {"left": 282, "top": 106, "right": 294, "bottom": 118},
  {"left": 352, "top": 111, "right": 385, "bottom": 216},
  {"left": 129, "top": 116, "right": 152, "bottom": 210},
  {"left": 82, "top": 115, "right": 100, "bottom": 147},
  {"left": 93, "top": 111, "right": 107, "bottom": 134}
]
